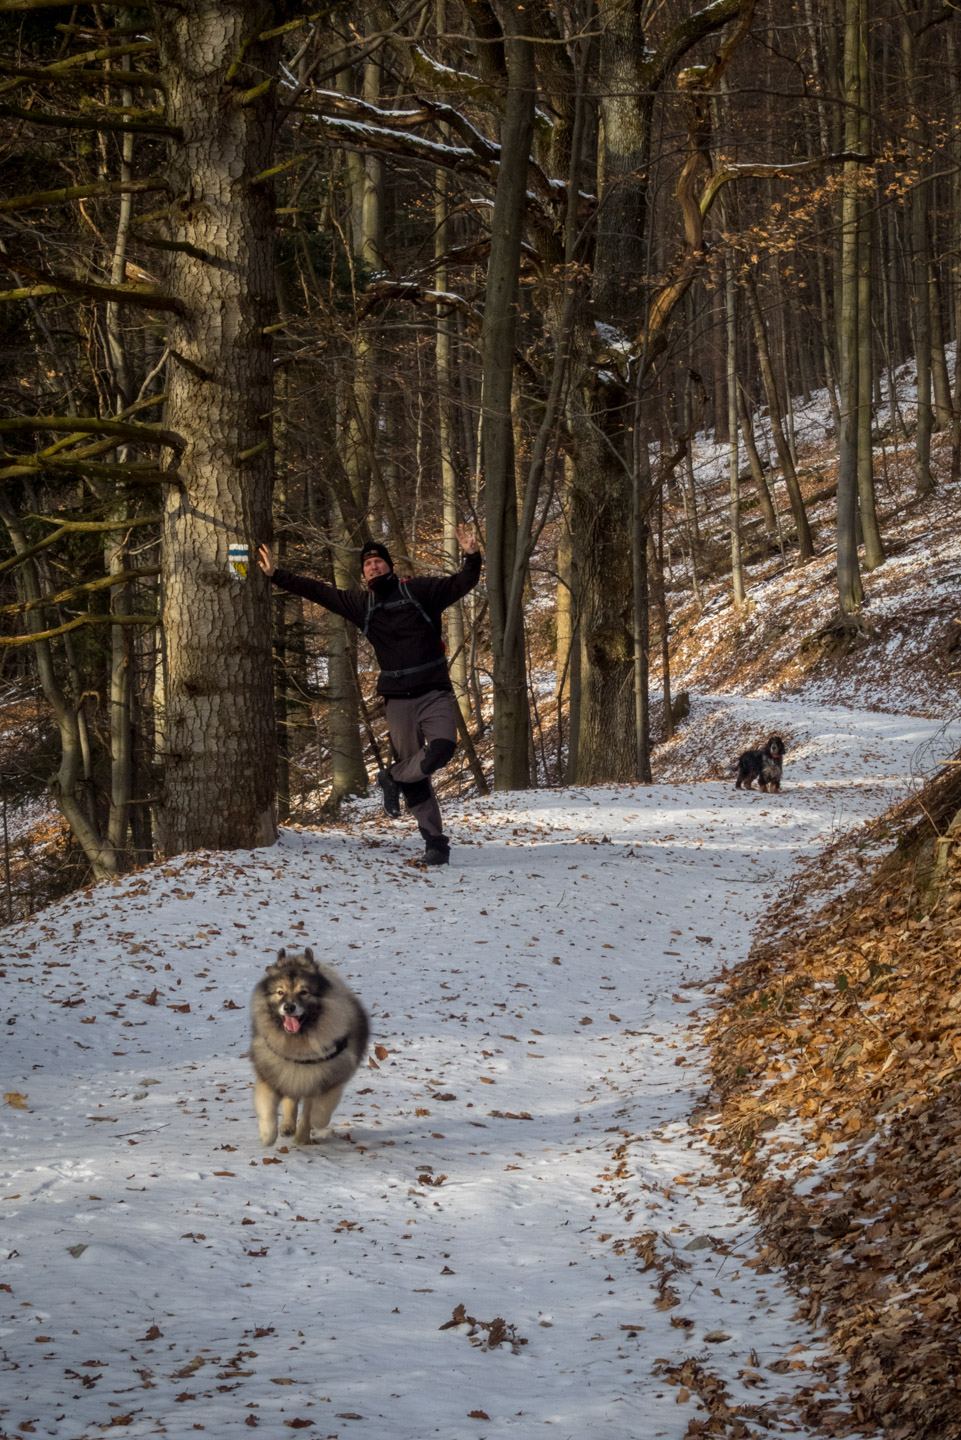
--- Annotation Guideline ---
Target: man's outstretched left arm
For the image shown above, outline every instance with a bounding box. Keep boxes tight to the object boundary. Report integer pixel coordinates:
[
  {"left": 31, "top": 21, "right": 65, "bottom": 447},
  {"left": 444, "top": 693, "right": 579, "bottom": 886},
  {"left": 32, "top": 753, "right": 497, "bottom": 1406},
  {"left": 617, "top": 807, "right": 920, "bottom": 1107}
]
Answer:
[
  {"left": 444, "top": 538, "right": 482, "bottom": 605},
  {"left": 455, "top": 524, "right": 479, "bottom": 555}
]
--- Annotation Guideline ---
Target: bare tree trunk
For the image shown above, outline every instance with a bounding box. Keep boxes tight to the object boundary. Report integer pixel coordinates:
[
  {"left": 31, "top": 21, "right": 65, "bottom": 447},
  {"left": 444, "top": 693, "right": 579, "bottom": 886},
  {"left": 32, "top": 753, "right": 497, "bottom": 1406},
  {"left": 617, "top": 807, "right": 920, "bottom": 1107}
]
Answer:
[
  {"left": 712, "top": 282, "right": 728, "bottom": 445},
  {"left": 435, "top": 104, "right": 469, "bottom": 720},
  {"left": 726, "top": 257, "right": 745, "bottom": 603},
  {"left": 271, "top": 442, "right": 292, "bottom": 824},
  {"left": 556, "top": 469, "right": 580, "bottom": 781},
  {"left": 836, "top": 0, "right": 865, "bottom": 613},
  {"left": 900, "top": 1, "right": 935, "bottom": 494},
  {"left": 951, "top": 31, "right": 961, "bottom": 482},
  {"left": 817, "top": 250, "right": 842, "bottom": 435},
  {"left": 105, "top": 493, "right": 133, "bottom": 862},
  {"left": 481, "top": 7, "right": 534, "bottom": 790},
  {"left": 679, "top": 351, "right": 705, "bottom": 608},
  {"left": 804, "top": 0, "right": 842, "bottom": 435},
  {"left": 555, "top": 471, "right": 575, "bottom": 711},
  {"left": 104, "top": 111, "right": 137, "bottom": 864},
  {"left": 682, "top": 352, "right": 704, "bottom": 544},
  {"left": 326, "top": 555, "right": 370, "bottom": 808},
  {"left": 632, "top": 423, "right": 652, "bottom": 781},
  {"left": 929, "top": 255, "right": 953, "bottom": 429},
  {"left": 654, "top": 488, "right": 672, "bottom": 745},
  {"left": 361, "top": 54, "right": 383, "bottom": 271},
  {"left": 155, "top": 1, "right": 281, "bottom": 855},
  {"left": 737, "top": 382, "right": 779, "bottom": 537},
  {"left": 911, "top": 170, "right": 934, "bottom": 494},
  {"left": 330, "top": 381, "right": 372, "bottom": 804},
  {"left": 772, "top": 258, "right": 798, "bottom": 465},
  {"left": 571, "top": 0, "right": 652, "bottom": 786},
  {"left": 856, "top": 22, "right": 884, "bottom": 572},
  {"left": 324, "top": 36, "right": 383, "bottom": 808},
  {"left": 745, "top": 274, "right": 815, "bottom": 559}
]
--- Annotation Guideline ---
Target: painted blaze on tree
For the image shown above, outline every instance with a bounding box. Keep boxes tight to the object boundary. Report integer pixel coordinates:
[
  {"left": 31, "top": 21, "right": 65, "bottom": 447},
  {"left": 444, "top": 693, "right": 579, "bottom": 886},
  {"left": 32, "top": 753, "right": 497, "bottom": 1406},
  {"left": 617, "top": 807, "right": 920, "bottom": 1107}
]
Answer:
[{"left": 155, "top": 1, "right": 282, "bottom": 855}]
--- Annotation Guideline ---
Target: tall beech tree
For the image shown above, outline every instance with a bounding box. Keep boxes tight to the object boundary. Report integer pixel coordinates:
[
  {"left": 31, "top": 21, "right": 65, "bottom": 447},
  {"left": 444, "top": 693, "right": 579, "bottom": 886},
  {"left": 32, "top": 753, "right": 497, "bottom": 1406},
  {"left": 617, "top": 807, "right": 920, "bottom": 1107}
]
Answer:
[
  {"left": 836, "top": 0, "right": 866, "bottom": 614},
  {"left": 479, "top": 1, "right": 535, "bottom": 790},
  {"left": 568, "top": 0, "right": 756, "bottom": 783}
]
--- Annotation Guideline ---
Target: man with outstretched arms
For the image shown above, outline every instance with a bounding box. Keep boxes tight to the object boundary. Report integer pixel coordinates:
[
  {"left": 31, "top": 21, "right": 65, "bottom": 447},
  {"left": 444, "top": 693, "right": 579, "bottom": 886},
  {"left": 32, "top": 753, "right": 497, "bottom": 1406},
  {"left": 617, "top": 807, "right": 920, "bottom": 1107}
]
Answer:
[{"left": 258, "top": 527, "right": 481, "bottom": 867}]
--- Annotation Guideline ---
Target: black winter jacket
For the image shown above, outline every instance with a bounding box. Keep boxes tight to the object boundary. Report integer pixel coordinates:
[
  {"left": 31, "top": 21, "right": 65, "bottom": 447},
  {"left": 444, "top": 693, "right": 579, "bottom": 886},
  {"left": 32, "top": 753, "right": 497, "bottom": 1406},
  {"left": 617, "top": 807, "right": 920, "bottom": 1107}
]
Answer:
[{"left": 269, "top": 551, "right": 482, "bottom": 697}]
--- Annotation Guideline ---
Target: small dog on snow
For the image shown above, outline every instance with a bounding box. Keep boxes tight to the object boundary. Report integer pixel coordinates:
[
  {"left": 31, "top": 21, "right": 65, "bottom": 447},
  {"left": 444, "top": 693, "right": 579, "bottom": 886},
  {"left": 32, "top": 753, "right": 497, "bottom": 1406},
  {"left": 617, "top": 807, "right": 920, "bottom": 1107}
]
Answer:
[
  {"left": 734, "top": 735, "right": 785, "bottom": 792},
  {"left": 249, "top": 948, "right": 369, "bottom": 1146}
]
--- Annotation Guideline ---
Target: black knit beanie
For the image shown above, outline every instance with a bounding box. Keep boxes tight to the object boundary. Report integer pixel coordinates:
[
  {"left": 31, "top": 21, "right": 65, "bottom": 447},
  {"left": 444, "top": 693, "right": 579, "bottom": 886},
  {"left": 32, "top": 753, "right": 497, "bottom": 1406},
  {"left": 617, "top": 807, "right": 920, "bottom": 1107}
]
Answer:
[{"left": 360, "top": 540, "right": 394, "bottom": 572}]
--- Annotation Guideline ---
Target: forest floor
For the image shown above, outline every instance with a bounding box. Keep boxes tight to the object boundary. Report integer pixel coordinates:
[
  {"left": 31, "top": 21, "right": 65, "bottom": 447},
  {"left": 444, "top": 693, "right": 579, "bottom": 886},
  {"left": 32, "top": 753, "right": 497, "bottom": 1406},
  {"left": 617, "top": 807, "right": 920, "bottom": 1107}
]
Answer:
[
  {"left": 2, "top": 385, "right": 961, "bottom": 1438},
  {"left": 2, "top": 700, "right": 956, "bottom": 1440},
  {"left": 644, "top": 404, "right": 961, "bottom": 1437}
]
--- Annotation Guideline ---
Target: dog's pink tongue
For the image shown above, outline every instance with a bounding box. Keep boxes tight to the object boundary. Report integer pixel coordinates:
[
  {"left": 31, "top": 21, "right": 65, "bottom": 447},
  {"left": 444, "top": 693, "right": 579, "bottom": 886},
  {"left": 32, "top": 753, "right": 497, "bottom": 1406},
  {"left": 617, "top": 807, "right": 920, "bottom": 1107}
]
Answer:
[{"left": 283, "top": 1015, "right": 301, "bottom": 1033}]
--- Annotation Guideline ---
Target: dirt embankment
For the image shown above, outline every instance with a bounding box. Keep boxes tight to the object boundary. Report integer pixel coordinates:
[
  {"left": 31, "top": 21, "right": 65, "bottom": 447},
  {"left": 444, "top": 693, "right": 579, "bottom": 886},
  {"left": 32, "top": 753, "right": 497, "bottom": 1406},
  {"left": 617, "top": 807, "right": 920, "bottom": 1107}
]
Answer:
[{"left": 707, "top": 765, "right": 961, "bottom": 1439}]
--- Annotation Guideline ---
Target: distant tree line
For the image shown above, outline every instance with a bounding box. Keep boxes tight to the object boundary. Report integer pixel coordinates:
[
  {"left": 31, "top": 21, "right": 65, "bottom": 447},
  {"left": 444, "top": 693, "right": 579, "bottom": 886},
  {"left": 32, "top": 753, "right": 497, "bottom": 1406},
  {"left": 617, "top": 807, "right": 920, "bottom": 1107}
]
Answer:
[{"left": 0, "top": 0, "right": 957, "bottom": 878}]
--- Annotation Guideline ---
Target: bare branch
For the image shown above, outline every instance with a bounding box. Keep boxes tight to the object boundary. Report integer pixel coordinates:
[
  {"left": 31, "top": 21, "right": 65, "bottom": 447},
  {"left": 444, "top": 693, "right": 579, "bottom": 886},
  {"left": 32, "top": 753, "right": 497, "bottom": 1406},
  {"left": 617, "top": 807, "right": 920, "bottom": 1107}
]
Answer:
[
  {"left": 1, "top": 567, "right": 160, "bottom": 617},
  {"left": 303, "top": 87, "right": 498, "bottom": 162},
  {"left": 699, "top": 152, "right": 873, "bottom": 217},
  {"left": 0, "top": 40, "right": 156, "bottom": 93},
  {"left": 0, "top": 253, "right": 181, "bottom": 312},
  {"left": 0, "top": 66, "right": 163, "bottom": 88},
  {"left": 0, "top": 415, "right": 182, "bottom": 448},
  {"left": 0, "top": 101, "right": 180, "bottom": 138},
  {"left": 359, "top": 279, "right": 483, "bottom": 326},
  {"left": 0, "top": 514, "right": 161, "bottom": 578},
  {"left": 640, "top": 0, "right": 753, "bottom": 93},
  {"left": 0, "top": 613, "right": 158, "bottom": 647},
  {"left": 0, "top": 176, "right": 169, "bottom": 214}
]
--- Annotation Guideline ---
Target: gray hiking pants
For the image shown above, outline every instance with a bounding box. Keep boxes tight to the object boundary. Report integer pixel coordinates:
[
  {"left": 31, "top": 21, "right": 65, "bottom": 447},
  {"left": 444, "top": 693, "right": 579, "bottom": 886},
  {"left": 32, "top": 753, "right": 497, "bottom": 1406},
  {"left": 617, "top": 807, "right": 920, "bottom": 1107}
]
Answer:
[{"left": 384, "top": 690, "right": 458, "bottom": 838}]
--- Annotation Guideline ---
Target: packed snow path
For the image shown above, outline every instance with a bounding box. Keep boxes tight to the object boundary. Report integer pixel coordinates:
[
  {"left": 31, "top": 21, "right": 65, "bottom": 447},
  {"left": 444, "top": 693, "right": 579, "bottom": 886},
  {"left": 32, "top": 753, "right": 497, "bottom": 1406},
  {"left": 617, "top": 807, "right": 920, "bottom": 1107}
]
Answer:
[{"left": 3, "top": 700, "right": 956, "bottom": 1440}]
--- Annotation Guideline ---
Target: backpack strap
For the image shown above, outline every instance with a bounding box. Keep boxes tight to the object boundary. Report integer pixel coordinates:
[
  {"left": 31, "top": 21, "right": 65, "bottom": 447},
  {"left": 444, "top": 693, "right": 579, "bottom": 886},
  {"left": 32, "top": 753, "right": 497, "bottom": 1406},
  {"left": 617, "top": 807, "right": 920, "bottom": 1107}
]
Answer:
[
  {"left": 362, "top": 579, "right": 440, "bottom": 638},
  {"left": 397, "top": 578, "right": 439, "bottom": 633},
  {"left": 362, "top": 588, "right": 376, "bottom": 640},
  {"left": 361, "top": 579, "right": 448, "bottom": 670}
]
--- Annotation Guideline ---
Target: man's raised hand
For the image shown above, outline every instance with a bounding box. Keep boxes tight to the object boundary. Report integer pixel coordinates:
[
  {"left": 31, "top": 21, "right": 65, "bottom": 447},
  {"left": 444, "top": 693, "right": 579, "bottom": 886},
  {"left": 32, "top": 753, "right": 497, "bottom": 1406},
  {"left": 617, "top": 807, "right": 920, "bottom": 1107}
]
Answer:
[
  {"left": 257, "top": 544, "right": 275, "bottom": 576},
  {"left": 455, "top": 524, "right": 479, "bottom": 554}
]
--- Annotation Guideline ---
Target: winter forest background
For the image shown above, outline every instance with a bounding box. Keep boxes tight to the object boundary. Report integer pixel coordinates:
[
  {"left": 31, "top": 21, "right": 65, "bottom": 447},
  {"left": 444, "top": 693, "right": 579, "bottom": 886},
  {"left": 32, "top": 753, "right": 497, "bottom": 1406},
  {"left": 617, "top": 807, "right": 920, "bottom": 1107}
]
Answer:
[{"left": 1, "top": 0, "right": 958, "bottom": 908}]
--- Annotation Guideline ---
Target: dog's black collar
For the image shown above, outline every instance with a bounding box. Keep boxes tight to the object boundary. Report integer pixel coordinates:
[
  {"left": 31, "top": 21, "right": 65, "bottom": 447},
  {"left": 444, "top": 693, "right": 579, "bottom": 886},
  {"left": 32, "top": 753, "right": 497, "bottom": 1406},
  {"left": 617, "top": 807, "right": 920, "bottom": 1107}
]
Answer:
[{"left": 279, "top": 1033, "right": 351, "bottom": 1065}]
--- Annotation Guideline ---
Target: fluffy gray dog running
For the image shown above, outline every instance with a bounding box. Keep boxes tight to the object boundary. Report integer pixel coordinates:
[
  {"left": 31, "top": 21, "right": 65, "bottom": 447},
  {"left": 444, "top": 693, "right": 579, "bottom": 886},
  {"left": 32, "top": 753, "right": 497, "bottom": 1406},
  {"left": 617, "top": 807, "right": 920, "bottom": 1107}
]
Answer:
[{"left": 249, "top": 948, "right": 369, "bottom": 1146}]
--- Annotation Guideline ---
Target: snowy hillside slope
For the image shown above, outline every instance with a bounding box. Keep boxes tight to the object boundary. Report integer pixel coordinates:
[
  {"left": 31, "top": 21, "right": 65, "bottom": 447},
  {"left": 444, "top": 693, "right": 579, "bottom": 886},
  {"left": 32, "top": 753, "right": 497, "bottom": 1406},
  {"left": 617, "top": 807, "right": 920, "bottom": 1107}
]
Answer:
[{"left": 655, "top": 376, "right": 960, "bottom": 727}]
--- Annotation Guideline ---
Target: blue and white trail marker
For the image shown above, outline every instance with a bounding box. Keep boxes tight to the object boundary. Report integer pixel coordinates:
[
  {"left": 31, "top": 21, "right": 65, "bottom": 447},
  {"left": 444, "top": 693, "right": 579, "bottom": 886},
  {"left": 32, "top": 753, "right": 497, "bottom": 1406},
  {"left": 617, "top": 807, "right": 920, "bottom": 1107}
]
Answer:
[{"left": 228, "top": 543, "right": 248, "bottom": 579}]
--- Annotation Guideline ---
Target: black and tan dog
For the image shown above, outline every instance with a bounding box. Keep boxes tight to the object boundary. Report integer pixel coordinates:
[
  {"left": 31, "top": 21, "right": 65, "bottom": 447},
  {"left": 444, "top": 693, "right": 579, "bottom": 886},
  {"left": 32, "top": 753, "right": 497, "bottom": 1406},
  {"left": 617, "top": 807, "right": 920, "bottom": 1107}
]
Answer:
[
  {"left": 249, "top": 948, "right": 369, "bottom": 1146},
  {"left": 734, "top": 735, "right": 785, "bottom": 792}
]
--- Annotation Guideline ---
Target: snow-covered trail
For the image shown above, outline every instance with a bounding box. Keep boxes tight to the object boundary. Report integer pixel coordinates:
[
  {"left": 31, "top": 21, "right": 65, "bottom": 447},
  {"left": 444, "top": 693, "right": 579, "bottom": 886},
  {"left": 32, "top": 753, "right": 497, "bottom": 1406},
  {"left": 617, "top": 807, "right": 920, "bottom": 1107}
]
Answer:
[{"left": 2, "top": 701, "right": 956, "bottom": 1440}]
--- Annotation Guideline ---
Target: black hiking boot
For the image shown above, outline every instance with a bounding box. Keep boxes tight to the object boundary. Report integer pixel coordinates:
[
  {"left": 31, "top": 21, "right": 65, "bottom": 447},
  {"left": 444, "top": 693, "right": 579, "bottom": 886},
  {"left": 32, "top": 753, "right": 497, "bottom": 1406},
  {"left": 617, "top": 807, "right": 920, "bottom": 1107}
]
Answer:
[
  {"left": 423, "top": 834, "right": 450, "bottom": 867},
  {"left": 376, "top": 768, "right": 401, "bottom": 819}
]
